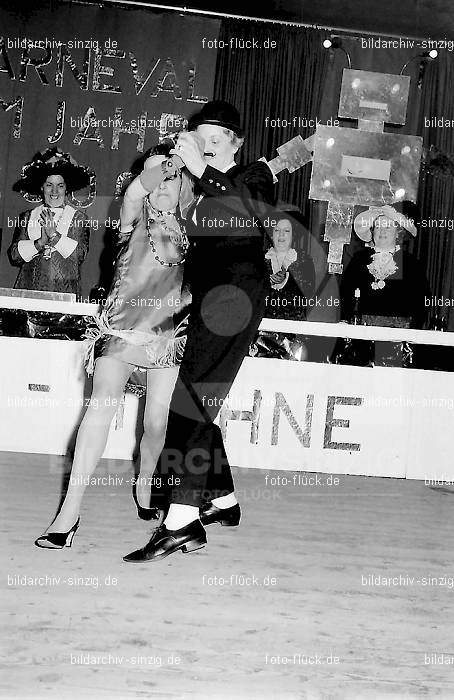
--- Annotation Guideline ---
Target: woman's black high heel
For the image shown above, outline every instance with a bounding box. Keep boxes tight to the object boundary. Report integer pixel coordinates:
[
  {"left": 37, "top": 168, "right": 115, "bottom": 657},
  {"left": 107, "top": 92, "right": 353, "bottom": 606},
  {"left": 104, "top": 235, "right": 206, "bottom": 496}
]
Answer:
[
  {"left": 35, "top": 518, "right": 80, "bottom": 549},
  {"left": 132, "top": 482, "right": 161, "bottom": 522}
]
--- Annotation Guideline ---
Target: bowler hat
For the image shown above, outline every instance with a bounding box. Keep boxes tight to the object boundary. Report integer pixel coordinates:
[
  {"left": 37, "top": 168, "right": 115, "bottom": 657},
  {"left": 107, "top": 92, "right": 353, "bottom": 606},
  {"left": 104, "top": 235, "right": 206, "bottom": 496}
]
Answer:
[{"left": 188, "top": 100, "right": 243, "bottom": 137}]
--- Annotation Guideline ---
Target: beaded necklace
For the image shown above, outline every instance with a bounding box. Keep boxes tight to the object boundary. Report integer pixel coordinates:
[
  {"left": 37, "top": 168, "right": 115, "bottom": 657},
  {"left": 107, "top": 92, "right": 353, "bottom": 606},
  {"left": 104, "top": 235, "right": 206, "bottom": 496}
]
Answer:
[{"left": 145, "top": 203, "right": 189, "bottom": 267}]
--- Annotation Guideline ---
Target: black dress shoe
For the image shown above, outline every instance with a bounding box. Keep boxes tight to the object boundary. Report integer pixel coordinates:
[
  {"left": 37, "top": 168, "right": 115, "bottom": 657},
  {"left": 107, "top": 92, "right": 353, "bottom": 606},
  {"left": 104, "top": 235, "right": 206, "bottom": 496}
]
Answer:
[
  {"left": 123, "top": 520, "right": 206, "bottom": 563},
  {"left": 200, "top": 502, "right": 241, "bottom": 526}
]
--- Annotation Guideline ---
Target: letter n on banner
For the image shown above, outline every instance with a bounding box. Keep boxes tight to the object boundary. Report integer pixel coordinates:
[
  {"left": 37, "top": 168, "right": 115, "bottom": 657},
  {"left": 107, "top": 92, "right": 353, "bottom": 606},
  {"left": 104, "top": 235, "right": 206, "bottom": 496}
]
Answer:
[{"left": 272, "top": 392, "right": 313, "bottom": 447}]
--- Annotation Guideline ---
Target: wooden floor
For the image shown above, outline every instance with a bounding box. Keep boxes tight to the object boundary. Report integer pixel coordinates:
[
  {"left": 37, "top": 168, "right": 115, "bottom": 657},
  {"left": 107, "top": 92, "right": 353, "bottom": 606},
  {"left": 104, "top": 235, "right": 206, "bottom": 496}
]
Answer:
[{"left": 1, "top": 451, "right": 453, "bottom": 699}]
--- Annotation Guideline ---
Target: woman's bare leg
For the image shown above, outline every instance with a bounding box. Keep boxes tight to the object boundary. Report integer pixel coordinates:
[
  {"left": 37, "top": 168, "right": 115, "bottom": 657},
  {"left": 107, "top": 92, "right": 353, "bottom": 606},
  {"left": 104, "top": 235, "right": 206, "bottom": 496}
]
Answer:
[
  {"left": 45, "top": 357, "right": 134, "bottom": 532},
  {"left": 135, "top": 366, "right": 179, "bottom": 508}
]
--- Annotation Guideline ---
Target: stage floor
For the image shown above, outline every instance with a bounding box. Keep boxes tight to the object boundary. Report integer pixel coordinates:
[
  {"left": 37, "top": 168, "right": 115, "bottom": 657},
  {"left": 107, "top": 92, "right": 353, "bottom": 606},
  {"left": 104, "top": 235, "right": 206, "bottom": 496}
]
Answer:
[{"left": 1, "top": 451, "right": 453, "bottom": 699}]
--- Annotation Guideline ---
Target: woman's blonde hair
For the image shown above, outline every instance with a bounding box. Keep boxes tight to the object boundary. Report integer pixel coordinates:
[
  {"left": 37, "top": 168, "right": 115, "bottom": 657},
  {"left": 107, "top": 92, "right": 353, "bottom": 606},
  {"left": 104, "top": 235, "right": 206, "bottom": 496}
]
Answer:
[{"left": 179, "top": 170, "right": 195, "bottom": 219}]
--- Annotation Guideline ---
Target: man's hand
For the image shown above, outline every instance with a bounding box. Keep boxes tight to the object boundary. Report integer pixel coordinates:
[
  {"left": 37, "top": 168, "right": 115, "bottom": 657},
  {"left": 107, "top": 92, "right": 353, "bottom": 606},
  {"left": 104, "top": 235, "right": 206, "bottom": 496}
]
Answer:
[
  {"left": 171, "top": 132, "right": 206, "bottom": 178},
  {"left": 143, "top": 155, "right": 164, "bottom": 170}
]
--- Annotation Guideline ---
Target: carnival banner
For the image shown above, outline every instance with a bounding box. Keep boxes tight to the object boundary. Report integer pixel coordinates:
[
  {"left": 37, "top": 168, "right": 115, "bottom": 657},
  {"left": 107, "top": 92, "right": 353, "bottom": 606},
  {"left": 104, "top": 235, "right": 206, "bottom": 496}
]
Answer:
[{"left": 0, "top": 3, "right": 219, "bottom": 293}]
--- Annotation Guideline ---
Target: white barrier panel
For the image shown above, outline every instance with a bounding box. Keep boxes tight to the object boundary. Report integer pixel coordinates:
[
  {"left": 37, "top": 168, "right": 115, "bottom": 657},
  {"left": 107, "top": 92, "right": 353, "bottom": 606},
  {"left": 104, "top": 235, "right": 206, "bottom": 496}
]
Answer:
[
  {"left": 0, "top": 337, "right": 138, "bottom": 460},
  {"left": 401, "top": 369, "right": 454, "bottom": 482},
  {"left": 218, "top": 358, "right": 454, "bottom": 481},
  {"left": 217, "top": 358, "right": 413, "bottom": 478},
  {"left": 0, "top": 337, "right": 453, "bottom": 480}
]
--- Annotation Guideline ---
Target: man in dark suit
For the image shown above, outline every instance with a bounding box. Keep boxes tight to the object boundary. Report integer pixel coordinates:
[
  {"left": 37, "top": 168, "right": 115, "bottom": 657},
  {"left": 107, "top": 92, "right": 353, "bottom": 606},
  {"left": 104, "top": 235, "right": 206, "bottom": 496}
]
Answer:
[{"left": 124, "top": 100, "right": 275, "bottom": 563}]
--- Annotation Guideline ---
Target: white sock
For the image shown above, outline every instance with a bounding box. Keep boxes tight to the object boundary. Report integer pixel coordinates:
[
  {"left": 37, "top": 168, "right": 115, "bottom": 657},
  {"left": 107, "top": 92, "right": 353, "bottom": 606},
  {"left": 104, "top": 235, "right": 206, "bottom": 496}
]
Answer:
[
  {"left": 164, "top": 504, "right": 199, "bottom": 530},
  {"left": 211, "top": 492, "right": 238, "bottom": 509}
]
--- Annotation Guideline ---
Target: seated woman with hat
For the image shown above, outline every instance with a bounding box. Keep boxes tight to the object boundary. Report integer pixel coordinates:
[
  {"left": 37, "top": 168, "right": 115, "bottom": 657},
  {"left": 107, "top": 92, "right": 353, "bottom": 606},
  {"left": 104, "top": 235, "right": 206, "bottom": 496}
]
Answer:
[
  {"left": 8, "top": 147, "right": 91, "bottom": 299},
  {"left": 341, "top": 203, "right": 430, "bottom": 329}
]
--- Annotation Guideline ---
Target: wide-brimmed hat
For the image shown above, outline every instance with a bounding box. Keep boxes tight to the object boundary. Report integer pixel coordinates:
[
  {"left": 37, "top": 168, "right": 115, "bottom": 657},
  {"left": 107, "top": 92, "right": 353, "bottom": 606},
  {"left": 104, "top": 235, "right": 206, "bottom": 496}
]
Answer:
[
  {"left": 353, "top": 204, "right": 417, "bottom": 242},
  {"left": 13, "top": 147, "right": 91, "bottom": 196},
  {"left": 188, "top": 100, "right": 243, "bottom": 137}
]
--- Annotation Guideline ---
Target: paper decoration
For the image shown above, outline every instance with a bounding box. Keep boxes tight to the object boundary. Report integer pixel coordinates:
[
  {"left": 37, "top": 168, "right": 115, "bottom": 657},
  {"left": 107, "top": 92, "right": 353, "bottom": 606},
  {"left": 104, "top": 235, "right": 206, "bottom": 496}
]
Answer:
[
  {"left": 18, "top": 47, "right": 52, "bottom": 84},
  {"left": 55, "top": 45, "right": 90, "bottom": 90},
  {"left": 309, "top": 68, "right": 423, "bottom": 272},
  {"left": 0, "top": 95, "right": 23, "bottom": 138},
  {"left": 310, "top": 126, "right": 422, "bottom": 205},
  {"left": 338, "top": 70, "right": 410, "bottom": 125},
  {"left": 92, "top": 48, "right": 125, "bottom": 93},
  {"left": 47, "top": 101, "right": 66, "bottom": 143},
  {"left": 110, "top": 107, "right": 147, "bottom": 151}
]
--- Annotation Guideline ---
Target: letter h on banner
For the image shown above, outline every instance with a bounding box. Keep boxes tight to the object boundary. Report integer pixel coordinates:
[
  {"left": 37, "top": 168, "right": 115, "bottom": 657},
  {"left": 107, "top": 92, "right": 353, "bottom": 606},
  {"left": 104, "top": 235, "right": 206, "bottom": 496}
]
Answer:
[{"left": 218, "top": 390, "right": 262, "bottom": 444}]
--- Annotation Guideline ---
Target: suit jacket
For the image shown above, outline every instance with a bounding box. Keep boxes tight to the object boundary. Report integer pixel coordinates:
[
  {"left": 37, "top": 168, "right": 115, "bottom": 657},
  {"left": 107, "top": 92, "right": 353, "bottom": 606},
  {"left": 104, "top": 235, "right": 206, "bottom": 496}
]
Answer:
[{"left": 183, "top": 161, "right": 275, "bottom": 293}]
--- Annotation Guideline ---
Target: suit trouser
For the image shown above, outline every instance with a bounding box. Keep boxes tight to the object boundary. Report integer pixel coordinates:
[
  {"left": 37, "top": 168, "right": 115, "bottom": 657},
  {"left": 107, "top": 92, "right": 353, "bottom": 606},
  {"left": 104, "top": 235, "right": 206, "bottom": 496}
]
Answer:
[{"left": 151, "top": 263, "right": 267, "bottom": 507}]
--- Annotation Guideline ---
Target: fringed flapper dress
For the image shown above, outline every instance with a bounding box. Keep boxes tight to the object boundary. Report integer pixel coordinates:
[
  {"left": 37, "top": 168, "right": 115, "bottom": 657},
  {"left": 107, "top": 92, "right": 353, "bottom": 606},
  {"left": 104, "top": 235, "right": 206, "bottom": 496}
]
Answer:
[{"left": 84, "top": 197, "right": 191, "bottom": 385}]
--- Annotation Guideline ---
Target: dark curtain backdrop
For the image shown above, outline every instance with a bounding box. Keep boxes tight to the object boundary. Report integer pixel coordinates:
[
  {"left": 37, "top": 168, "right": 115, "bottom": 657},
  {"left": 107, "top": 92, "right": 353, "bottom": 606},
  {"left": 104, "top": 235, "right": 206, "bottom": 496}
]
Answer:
[
  {"left": 414, "top": 51, "right": 454, "bottom": 327},
  {"left": 214, "top": 20, "right": 330, "bottom": 218},
  {"left": 214, "top": 23, "right": 454, "bottom": 326},
  {"left": 0, "top": 3, "right": 219, "bottom": 295}
]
